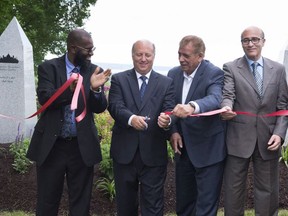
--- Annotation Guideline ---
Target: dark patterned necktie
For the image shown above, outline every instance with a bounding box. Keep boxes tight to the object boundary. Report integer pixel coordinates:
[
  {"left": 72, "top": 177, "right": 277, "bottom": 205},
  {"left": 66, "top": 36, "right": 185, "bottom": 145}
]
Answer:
[
  {"left": 60, "top": 67, "right": 79, "bottom": 138},
  {"left": 139, "top": 76, "right": 147, "bottom": 101},
  {"left": 252, "top": 62, "right": 263, "bottom": 96}
]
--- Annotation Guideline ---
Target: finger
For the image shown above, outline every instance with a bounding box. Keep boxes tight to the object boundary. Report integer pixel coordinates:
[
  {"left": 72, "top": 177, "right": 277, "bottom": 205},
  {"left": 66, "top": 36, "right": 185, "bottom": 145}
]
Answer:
[
  {"left": 103, "top": 69, "right": 111, "bottom": 76},
  {"left": 94, "top": 66, "right": 101, "bottom": 74}
]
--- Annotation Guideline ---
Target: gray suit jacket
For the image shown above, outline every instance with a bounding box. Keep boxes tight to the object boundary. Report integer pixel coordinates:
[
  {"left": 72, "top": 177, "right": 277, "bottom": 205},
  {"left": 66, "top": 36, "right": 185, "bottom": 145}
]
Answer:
[{"left": 221, "top": 56, "right": 288, "bottom": 160}]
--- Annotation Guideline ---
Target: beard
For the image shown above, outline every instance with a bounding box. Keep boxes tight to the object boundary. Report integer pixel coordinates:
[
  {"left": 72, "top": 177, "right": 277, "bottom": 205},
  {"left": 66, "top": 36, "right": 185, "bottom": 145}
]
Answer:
[{"left": 74, "top": 51, "right": 90, "bottom": 68}]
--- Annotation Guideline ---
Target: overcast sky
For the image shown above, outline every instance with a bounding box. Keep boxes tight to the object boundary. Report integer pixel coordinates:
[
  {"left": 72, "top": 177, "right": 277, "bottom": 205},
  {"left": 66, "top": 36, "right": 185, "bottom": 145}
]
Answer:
[{"left": 84, "top": 0, "right": 288, "bottom": 70}]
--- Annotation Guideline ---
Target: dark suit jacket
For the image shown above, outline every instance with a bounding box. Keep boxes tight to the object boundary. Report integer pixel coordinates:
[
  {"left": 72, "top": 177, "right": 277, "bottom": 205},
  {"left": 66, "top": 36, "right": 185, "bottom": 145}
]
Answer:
[
  {"left": 221, "top": 56, "right": 288, "bottom": 160},
  {"left": 108, "top": 69, "right": 175, "bottom": 166},
  {"left": 168, "top": 60, "right": 226, "bottom": 168},
  {"left": 27, "top": 55, "right": 107, "bottom": 166}
]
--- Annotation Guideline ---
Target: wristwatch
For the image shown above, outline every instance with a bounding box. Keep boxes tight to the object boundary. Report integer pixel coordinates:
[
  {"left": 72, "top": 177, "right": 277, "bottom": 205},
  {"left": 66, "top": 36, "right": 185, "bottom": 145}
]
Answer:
[
  {"left": 90, "top": 86, "right": 102, "bottom": 93},
  {"left": 188, "top": 101, "right": 195, "bottom": 109}
]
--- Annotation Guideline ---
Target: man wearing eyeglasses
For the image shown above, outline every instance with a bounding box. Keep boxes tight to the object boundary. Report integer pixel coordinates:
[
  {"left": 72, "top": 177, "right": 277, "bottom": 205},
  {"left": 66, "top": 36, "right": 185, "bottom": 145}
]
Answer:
[
  {"left": 26, "top": 28, "right": 111, "bottom": 216},
  {"left": 221, "top": 26, "right": 288, "bottom": 215}
]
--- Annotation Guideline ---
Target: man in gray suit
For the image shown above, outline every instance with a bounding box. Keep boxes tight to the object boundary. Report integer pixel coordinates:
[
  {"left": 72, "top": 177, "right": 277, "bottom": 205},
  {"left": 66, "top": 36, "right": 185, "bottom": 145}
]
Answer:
[{"left": 221, "top": 26, "right": 288, "bottom": 215}]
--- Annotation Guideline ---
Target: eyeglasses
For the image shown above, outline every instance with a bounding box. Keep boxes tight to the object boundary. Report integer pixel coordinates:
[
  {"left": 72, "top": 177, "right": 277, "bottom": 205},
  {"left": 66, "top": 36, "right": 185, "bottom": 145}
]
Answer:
[
  {"left": 241, "top": 37, "right": 263, "bottom": 45},
  {"left": 74, "top": 45, "right": 96, "bottom": 53}
]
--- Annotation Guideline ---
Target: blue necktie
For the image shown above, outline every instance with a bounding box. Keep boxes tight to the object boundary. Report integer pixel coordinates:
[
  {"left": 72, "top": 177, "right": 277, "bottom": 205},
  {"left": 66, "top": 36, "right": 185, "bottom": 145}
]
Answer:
[
  {"left": 252, "top": 62, "right": 263, "bottom": 96},
  {"left": 140, "top": 76, "right": 147, "bottom": 101},
  {"left": 60, "top": 67, "right": 79, "bottom": 138}
]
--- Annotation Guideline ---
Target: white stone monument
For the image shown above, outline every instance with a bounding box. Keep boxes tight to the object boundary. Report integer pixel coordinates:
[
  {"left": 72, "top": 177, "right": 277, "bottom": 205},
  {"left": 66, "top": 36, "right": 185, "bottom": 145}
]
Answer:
[{"left": 0, "top": 17, "right": 37, "bottom": 143}]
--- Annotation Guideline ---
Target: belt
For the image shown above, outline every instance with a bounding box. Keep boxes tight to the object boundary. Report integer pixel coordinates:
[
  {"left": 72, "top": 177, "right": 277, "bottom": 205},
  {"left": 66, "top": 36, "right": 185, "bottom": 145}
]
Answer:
[{"left": 58, "top": 136, "right": 77, "bottom": 141}]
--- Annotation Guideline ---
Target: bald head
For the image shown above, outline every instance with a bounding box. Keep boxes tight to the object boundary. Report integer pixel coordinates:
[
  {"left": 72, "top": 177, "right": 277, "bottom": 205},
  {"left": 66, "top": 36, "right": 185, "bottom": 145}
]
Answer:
[
  {"left": 66, "top": 28, "right": 94, "bottom": 66},
  {"left": 67, "top": 29, "right": 92, "bottom": 49},
  {"left": 131, "top": 39, "right": 155, "bottom": 75},
  {"left": 241, "top": 26, "right": 265, "bottom": 40},
  {"left": 132, "top": 40, "right": 155, "bottom": 55}
]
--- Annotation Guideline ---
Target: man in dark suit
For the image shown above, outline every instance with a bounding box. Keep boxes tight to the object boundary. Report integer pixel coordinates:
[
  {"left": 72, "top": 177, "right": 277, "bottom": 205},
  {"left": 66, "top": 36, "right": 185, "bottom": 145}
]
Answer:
[
  {"left": 221, "top": 26, "right": 288, "bottom": 215},
  {"left": 108, "top": 39, "right": 175, "bottom": 216},
  {"left": 167, "top": 35, "right": 226, "bottom": 216},
  {"left": 26, "top": 29, "right": 111, "bottom": 216}
]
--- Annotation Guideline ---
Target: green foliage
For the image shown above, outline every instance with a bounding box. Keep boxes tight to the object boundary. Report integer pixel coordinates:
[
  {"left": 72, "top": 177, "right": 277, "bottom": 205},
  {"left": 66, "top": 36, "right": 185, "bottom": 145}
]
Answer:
[
  {"left": 94, "top": 177, "right": 116, "bottom": 202},
  {"left": 3, "top": 209, "right": 288, "bottom": 216},
  {"left": 9, "top": 137, "right": 32, "bottom": 174},
  {"left": 279, "top": 145, "right": 288, "bottom": 167},
  {"left": 167, "top": 142, "right": 175, "bottom": 163},
  {"left": 95, "top": 110, "right": 114, "bottom": 180},
  {"left": 0, "top": 0, "right": 97, "bottom": 67},
  {"left": 0, "top": 211, "right": 34, "bottom": 216},
  {"left": 94, "top": 111, "right": 116, "bottom": 201},
  {"left": 98, "top": 143, "right": 114, "bottom": 180}
]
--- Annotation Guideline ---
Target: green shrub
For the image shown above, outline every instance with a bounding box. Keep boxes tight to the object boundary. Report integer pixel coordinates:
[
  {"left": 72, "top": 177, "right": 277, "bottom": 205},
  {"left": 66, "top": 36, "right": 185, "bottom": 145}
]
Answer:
[
  {"left": 99, "top": 143, "right": 114, "bottom": 180},
  {"left": 167, "top": 142, "right": 175, "bottom": 163},
  {"left": 94, "top": 111, "right": 116, "bottom": 201},
  {"left": 94, "top": 177, "right": 116, "bottom": 202},
  {"left": 9, "top": 138, "right": 33, "bottom": 174},
  {"left": 95, "top": 111, "right": 114, "bottom": 180},
  {"left": 279, "top": 145, "right": 288, "bottom": 167}
]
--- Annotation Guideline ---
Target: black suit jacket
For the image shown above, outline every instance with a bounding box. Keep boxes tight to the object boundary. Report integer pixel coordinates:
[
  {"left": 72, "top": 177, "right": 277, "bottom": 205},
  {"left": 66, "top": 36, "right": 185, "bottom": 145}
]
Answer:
[
  {"left": 108, "top": 69, "right": 175, "bottom": 166},
  {"left": 27, "top": 55, "right": 107, "bottom": 166}
]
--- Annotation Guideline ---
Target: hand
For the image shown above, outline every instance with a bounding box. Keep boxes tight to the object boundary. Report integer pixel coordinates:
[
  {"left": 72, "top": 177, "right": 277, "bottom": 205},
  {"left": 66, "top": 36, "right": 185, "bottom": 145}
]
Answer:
[
  {"left": 170, "top": 132, "right": 183, "bottom": 154},
  {"left": 90, "top": 67, "right": 112, "bottom": 90},
  {"left": 157, "top": 112, "right": 171, "bottom": 128},
  {"left": 220, "top": 106, "right": 236, "bottom": 120},
  {"left": 131, "top": 115, "right": 148, "bottom": 131},
  {"left": 69, "top": 78, "right": 78, "bottom": 92},
  {"left": 172, "top": 104, "right": 194, "bottom": 118},
  {"left": 267, "top": 134, "right": 282, "bottom": 151}
]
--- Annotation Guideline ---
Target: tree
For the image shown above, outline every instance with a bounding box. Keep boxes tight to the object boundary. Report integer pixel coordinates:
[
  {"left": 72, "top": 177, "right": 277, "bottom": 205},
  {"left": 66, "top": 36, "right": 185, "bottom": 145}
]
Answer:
[{"left": 0, "top": 0, "right": 97, "bottom": 67}]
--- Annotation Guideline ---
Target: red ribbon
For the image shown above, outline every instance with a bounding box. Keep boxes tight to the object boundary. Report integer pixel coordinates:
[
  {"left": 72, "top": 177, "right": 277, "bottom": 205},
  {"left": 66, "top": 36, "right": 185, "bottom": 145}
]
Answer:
[
  {"left": 0, "top": 73, "right": 86, "bottom": 122},
  {"left": 165, "top": 107, "right": 288, "bottom": 117}
]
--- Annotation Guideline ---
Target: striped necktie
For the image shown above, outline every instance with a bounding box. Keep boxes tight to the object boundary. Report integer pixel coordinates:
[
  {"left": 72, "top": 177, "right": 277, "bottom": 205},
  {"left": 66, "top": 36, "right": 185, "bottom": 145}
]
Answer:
[
  {"left": 139, "top": 76, "right": 147, "bottom": 101},
  {"left": 252, "top": 62, "right": 263, "bottom": 96}
]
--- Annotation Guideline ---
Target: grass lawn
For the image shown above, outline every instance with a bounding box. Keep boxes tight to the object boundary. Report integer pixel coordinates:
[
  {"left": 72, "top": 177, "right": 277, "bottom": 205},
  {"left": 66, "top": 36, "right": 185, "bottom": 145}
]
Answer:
[{"left": 2, "top": 209, "right": 288, "bottom": 216}]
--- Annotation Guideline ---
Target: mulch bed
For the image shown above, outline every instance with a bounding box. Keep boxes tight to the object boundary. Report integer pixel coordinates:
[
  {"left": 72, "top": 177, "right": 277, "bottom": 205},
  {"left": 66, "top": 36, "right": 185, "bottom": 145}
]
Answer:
[{"left": 0, "top": 145, "right": 288, "bottom": 215}]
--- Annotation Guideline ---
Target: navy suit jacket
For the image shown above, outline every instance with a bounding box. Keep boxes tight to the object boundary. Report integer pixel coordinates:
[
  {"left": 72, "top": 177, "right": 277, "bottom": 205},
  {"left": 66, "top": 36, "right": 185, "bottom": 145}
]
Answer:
[
  {"left": 108, "top": 69, "right": 175, "bottom": 166},
  {"left": 168, "top": 60, "right": 226, "bottom": 168},
  {"left": 27, "top": 55, "right": 107, "bottom": 166}
]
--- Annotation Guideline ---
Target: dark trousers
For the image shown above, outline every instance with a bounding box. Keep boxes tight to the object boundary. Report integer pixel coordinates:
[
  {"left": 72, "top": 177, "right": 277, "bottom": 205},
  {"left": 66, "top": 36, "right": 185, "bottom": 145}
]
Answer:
[
  {"left": 36, "top": 138, "right": 94, "bottom": 216},
  {"left": 113, "top": 150, "right": 167, "bottom": 216},
  {"left": 176, "top": 147, "right": 224, "bottom": 216}
]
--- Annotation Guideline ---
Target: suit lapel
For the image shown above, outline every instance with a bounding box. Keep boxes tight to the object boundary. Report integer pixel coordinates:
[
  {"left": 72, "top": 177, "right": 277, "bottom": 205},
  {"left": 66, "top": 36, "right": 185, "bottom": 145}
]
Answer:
[
  {"left": 262, "top": 59, "right": 273, "bottom": 96},
  {"left": 238, "top": 57, "right": 260, "bottom": 96},
  {"left": 127, "top": 69, "right": 142, "bottom": 109},
  {"left": 57, "top": 55, "right": 68, "bottom": 86},
  {"left": 140, "top": 71, "right": 158, "bottom": 107},
  {"left": 184, "top": 62, "right": 204, "bottom": 103},
  {"left": 174, "top": 70, "right": 184, "bottom": 104}
]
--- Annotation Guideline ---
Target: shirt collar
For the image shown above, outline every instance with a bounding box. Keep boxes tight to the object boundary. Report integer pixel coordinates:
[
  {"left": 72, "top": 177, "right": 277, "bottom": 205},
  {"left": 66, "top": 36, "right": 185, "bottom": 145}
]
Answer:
[
  {"left": 245, "top": 55, "right": 263, "bottom": 67},
  {"left": 182, "top": 62, "right": 200, "bottom": 79},
  {"left": 65, "top": 53, "right": 80, "bottom": 73},
  {"left": 135, "top": 70, "right": 152, "bottom": 80}
]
